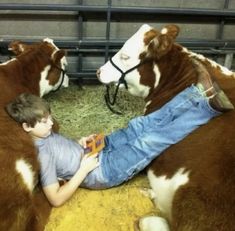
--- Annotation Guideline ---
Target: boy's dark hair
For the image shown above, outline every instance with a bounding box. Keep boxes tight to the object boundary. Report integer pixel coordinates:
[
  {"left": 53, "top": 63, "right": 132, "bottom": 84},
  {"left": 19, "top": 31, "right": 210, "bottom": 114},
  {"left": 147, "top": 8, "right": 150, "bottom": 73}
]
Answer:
[{"left": 6, "top": 93, "right": 51, "bottom": 127}]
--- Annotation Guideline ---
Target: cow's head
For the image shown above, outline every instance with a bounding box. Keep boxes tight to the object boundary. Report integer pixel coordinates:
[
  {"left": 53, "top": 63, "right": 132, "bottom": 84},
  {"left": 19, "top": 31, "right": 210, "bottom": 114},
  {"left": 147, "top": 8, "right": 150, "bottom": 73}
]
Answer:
[
  {"left": 9, "top": 38, "right": 69, "bottom": 97},
  {"left": 97, "top": 24, "right": 179, "bottom": 98}
]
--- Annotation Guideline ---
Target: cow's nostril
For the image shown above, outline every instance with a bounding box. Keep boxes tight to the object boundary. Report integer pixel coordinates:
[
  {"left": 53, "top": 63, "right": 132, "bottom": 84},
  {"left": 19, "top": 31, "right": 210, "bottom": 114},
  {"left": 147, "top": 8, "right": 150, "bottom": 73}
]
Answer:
[{"left": 96, "top": 69, "right": 101, "bottom": 77}]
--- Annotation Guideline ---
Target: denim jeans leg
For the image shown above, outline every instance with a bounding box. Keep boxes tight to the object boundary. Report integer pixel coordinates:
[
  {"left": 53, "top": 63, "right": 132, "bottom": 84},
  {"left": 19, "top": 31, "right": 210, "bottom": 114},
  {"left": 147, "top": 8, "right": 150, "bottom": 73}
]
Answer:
[
  {"left": 105, "top": 85, "right": 202, "bottom": 149},
  {"left": 101, "top": 86, "right": 221, "bottom": 187},
  {"left": 105, "top": 116, "right": 145, "bottom": 149}
]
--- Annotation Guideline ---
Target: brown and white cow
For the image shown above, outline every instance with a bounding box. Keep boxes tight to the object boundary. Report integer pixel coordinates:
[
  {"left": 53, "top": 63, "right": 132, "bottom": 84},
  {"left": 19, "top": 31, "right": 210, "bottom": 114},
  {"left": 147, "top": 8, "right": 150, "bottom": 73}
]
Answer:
[
  {"left": 97, "top": 24, "right": 235, "bottom": 231},
  {"left": 0, "top": 39, "right": 69, "bottom": 231}
]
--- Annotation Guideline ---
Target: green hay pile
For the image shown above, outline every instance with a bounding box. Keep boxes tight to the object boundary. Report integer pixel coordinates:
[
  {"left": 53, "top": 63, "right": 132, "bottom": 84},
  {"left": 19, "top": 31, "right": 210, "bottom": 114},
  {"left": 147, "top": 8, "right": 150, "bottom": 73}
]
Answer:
[{"left": 45, "top": 83, "right": 145, "bottom": 138}]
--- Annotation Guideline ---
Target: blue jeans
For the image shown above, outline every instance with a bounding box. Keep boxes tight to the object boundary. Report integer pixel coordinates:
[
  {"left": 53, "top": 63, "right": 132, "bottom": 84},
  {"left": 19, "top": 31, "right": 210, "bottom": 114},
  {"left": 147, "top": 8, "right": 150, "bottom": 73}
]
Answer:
[{"left": 81, "top": 85, "right": 221, "bottom": 189}]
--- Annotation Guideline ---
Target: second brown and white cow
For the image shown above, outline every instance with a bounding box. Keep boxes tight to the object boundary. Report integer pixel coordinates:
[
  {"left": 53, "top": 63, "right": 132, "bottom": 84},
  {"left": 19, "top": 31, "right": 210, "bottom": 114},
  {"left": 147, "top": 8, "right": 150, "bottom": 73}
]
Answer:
[
  {"left": 0, "top": 38, "right": 69, "bottom": 231},
  {"left": 97, "top": 24, "right": 235, "bottom": 231}
]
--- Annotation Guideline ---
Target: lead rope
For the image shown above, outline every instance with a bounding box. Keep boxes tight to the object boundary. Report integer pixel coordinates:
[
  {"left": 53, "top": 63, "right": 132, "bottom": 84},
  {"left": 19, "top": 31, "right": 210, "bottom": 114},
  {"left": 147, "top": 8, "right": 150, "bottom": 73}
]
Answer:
[
  {"left": 104, "top": 83, "right": 123, "bottom": 115},
  {"left": 104, "top": 57, "right": 148, "bottom": 115}
]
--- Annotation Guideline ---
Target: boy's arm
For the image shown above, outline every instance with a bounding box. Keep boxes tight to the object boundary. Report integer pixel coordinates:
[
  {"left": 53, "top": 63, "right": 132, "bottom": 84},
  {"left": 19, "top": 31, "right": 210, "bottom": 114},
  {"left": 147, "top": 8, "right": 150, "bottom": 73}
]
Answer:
[{"left": 43, "top": 154, "right": 99, "bottom": 207}]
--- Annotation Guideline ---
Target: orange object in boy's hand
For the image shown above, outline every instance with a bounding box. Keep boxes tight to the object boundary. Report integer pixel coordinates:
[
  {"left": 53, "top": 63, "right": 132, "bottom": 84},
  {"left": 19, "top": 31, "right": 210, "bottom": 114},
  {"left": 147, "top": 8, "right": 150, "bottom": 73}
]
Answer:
[{"left": 84, "top": 133, "right": 105, "bottom": 156}]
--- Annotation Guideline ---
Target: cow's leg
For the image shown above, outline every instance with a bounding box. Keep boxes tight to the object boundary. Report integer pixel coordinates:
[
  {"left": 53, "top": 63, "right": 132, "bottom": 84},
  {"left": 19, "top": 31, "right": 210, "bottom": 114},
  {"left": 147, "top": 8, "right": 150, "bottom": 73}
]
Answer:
[{"left": 136, "top": 216, "right": 170, "bottom": 231}]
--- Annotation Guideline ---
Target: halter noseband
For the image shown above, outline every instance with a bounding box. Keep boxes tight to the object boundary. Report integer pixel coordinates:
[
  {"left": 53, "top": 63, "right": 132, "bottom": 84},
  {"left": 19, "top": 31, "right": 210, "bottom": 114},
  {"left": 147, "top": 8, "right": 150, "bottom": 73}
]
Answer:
[{"left": 104, "top": 57, "right": 146, "bottom": 115}]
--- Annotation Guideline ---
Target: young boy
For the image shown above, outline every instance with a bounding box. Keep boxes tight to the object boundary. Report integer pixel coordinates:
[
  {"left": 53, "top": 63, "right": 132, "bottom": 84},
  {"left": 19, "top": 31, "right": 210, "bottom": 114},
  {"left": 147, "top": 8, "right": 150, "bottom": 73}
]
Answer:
[{"left": 6, "top": 85, "right": 225, "bottom": 207}]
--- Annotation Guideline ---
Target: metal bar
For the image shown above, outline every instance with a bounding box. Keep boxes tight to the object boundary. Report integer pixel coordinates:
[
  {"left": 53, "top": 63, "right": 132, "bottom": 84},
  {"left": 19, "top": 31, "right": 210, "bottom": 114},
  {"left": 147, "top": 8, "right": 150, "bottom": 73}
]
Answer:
[
  {"left": 77, "top": 0, "right": 83, "bottom": 77},
  {"left": 224, "top": 53, "right": 234, "bottom": 69},
  {"left": 0, "top": 4, "right": 235, "bottom": 17},
  {"left": 1, "top": 47, "right": 233, "bottom": 56},
  {"left": 68, "top": 72, "right": 100, "bottom": 83},
  {"left": 109, "top": 7, "right": 235, "bottom": 17},
  {"left": 1, "top": 39, "right": 235, "bottom": 49}
]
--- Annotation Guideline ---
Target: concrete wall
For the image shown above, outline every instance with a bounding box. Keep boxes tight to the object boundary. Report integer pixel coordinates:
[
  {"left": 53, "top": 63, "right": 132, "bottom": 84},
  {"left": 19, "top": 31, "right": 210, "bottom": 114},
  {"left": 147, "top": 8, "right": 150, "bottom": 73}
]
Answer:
[{"left": 0, "top": 0, "right": 234, "bottom": 76}]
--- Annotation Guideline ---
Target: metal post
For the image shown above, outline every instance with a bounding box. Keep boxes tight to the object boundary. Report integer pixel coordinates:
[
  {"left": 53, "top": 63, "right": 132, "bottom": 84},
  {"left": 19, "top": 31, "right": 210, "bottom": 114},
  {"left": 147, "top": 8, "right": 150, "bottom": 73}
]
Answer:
[
  {"left": 224, "top": 53, "right": 234, "bottom": 69},
  {"left": 105, "top": 0, "right": 112, "bottom": 62},
  {"left": 76, "top": 0, "right": 84, "bottom": 84}
]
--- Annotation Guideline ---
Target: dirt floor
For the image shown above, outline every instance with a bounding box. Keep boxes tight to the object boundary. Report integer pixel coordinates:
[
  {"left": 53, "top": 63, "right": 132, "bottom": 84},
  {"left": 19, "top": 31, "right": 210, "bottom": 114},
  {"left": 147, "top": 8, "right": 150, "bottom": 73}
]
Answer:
[{"left": 43, "top": 83, "right": 157, "bottom": 231}]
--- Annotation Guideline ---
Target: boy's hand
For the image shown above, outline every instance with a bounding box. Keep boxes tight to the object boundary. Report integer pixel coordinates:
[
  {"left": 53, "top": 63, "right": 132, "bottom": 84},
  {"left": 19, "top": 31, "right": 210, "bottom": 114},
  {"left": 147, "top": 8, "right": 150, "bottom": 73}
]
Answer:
[
  {"left": 78, "top": 134, "right": 97, "bottom": 148},
  {"left": 80, "top": 153, "right": 99, "bottom": 174}
]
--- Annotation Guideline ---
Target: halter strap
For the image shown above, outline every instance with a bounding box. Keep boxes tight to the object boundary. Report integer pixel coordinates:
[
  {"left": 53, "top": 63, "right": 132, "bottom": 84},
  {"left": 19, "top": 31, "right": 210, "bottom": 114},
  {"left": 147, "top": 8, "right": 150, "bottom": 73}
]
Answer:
[{"left": 50, "top": 63, "right": 67, "bottom": 93}]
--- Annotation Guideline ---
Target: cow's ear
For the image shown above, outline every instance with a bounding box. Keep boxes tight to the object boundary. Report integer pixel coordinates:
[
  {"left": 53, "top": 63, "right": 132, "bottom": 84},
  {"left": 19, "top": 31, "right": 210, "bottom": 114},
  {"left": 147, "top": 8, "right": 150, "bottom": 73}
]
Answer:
[
  {"left": 161, "top": 24, "right": 180, "bottom": 39},
  {"left": 8, "top": 41, "right": 24, "bottom": 55},
  {"left": 52, "top": 49, "right": 66, "bottom": 63},
  {"left": 148, "top": 34, "right": 173, "bottom": 59}
]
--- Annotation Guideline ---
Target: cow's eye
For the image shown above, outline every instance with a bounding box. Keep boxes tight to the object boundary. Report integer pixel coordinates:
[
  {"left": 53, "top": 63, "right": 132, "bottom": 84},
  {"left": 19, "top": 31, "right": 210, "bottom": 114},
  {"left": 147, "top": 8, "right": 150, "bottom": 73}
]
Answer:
[{"left": 120, "top": 53, "right": 130, "bottom": 60}]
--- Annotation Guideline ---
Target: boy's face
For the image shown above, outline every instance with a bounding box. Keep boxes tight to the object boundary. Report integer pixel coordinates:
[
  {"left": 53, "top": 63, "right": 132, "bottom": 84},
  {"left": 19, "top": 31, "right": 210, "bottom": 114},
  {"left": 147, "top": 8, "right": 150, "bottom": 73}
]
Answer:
[{"left": 23, "top": 115, "right": 54, "bottom": 140}]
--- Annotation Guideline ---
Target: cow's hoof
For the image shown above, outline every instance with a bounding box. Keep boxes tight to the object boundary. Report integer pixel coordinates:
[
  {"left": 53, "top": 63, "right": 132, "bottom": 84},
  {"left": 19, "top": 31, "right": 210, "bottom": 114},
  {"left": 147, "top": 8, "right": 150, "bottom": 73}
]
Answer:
[{"left": 137, "top": 216, "right": 170, "bottom": 231}]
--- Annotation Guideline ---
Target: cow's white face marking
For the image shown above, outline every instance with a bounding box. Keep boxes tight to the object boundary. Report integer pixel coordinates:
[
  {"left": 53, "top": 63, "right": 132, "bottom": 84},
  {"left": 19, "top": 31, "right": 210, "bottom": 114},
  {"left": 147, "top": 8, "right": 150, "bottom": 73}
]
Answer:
[
  {"left": 147, "top": 168, "right": 190, "bottom": 220},
  {"left": 39, "top": 64, "right": 69, "bottom": 97},
  {"left": 15, "top": 159, "right": 35, "bottom": 192},
  {"left": 98, "top": 24, "right": 153, "bottom": 98},
  {"left": 125, "top": 71, "right": 151, "bottom": 98},
  {"left": 39, "top": 65, "right": 51, "bottom": 96}
]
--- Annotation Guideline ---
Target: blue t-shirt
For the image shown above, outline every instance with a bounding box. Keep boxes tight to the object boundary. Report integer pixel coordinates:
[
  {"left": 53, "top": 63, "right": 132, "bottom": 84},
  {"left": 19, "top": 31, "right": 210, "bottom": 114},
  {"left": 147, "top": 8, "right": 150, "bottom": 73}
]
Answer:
[{"left": 35, "top": 132, "right": 84, "bottom": 187}]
